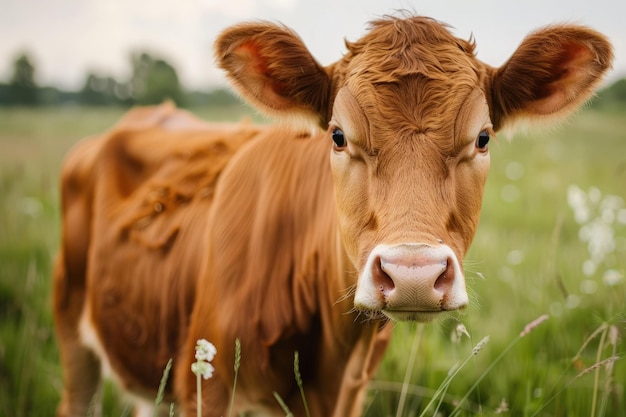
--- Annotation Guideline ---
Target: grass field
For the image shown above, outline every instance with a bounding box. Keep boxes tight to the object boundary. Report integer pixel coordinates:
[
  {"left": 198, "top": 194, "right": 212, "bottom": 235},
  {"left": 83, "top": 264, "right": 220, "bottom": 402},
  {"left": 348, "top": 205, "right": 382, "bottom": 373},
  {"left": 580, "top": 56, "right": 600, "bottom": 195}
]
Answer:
[{"left": 0, "top": 103, "right": 624, "bottom": 417}]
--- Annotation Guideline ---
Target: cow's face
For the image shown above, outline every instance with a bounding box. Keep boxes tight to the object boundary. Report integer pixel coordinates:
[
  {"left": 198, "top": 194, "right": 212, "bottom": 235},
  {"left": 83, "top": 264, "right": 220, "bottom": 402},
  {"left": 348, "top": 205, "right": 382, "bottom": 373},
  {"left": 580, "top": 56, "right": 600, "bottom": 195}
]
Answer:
[
  {"left": 215, "top": 16, "right": 612, "bottom": 321},
  {"left": 328, "top": 85, "right": 491, "bottom": 320}
]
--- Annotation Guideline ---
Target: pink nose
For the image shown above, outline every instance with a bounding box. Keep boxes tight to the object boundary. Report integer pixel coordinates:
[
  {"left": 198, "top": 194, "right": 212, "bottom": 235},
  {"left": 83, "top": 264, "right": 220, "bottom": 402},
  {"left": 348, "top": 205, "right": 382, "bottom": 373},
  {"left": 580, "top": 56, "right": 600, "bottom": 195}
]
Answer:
[{"left": 354, "top": 243, "right": 468, "bottom": 321}]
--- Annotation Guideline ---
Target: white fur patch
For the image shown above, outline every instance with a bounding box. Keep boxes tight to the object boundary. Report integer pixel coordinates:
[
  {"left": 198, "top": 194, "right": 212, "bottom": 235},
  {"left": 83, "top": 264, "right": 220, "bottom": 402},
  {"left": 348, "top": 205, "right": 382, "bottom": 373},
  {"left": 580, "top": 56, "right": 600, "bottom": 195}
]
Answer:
[{"left": 79, "top": 303, "right": 116, "bottom": 381}]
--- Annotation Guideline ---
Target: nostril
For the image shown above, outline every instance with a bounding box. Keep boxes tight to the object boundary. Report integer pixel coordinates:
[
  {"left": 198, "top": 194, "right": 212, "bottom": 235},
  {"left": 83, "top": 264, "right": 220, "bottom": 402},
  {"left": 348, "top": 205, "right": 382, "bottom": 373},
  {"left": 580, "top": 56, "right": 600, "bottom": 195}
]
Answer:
[
  {"left": 372, "top": 256, "right": 395, "bottom": 295},
  {"left": 434, "top": 257, "right": 455, "bottom": 295}
]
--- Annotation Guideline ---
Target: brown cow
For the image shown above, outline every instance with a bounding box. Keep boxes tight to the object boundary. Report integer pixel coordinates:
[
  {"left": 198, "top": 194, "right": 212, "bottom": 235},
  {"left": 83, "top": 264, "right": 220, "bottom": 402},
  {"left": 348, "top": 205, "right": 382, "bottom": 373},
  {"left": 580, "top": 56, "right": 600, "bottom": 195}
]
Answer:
[{"left": 53, "top": 15, "right": 612, "bottom": 417}]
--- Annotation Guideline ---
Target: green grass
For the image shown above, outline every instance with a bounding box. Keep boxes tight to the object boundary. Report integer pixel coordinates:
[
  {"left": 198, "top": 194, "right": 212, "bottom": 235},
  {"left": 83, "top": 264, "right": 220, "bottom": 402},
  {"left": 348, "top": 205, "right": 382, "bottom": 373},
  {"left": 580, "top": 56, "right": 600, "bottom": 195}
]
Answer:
[{"left": 0, "top": 105, "right": 624, "bottom": 416}]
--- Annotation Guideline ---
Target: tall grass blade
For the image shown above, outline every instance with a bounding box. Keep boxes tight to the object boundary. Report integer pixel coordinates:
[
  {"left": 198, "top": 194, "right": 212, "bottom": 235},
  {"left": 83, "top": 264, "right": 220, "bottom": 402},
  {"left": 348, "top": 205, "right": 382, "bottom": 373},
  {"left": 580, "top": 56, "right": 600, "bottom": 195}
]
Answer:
[
  {"left": 598, "top": 325, "right": 619, "bottom": 417},
  {"left": 529, "top": 356, "right": 620, "bottom": 417},
  {"left": 396, "top": 324, "right": 423, "bottom": 417},
  {"left": 591, "top": 325, "right": 608, "bottom": 417},
  {"left": 419, "top": 335, "right": 490, "bottom": 417},
  {"left": 294, "top": 351, "right": 311, "bottom": 417},
  {"left": 273, "top": 392, "right": 294, "bottom": 417},
  {"left": 449, "top": 314, "right": 549, "bottom": 417},
  {"left": 228, "top": 338, "right": 241, "bottom": 417},
  {"left": 573, "top": 323, "right": 608, "bottom": 363},
  {"left": 154, "top": 358, "right": 173, "bottom": 417},
  {"left": 536, "top": 321, "right": 611, "bottom": 412}
]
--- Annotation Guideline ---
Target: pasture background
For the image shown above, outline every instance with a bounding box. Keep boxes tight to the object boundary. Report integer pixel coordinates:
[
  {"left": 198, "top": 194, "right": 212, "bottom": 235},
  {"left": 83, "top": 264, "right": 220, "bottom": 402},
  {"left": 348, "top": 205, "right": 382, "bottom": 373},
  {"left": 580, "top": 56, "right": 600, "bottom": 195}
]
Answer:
[{"left": 0, "top": 101, "right": 624, "bottom": 416}]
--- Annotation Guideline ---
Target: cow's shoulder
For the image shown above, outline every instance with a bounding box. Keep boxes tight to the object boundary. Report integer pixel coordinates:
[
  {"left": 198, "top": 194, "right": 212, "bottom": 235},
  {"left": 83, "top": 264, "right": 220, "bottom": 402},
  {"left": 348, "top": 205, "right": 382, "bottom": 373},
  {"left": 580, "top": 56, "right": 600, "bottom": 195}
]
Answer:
[{"left": 84, "top": 105, "right": 263, "bottom": 247}]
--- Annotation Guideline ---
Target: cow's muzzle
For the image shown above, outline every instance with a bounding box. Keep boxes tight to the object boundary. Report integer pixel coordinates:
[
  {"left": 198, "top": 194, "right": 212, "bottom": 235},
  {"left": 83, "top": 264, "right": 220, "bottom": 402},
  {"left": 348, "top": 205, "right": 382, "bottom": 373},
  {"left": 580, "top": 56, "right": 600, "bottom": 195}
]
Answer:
[{"left": 354, "top": 243, "right": 468, "bottom": 322}]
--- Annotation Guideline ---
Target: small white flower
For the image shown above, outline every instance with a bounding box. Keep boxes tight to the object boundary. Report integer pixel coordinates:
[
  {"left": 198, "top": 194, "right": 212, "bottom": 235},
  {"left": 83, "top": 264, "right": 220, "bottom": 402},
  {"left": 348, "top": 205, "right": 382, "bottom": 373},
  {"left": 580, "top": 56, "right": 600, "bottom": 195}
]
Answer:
[
  {"left": 191, "top": 361, "right": 215, "bottom": 380},
  {"left": 582, "top": 259, "right": 597, "bottom": 276},
  {"left": 579, "top": 279, "right": 598, "bottom": 294},
  {"left": 588, "top": 187, "right": 602, "bottom": 204},
  {"left": 450, "top": 323, "right": 470, "bottom": 344},
  {"left": 191, "top": 339, "right": 217, "bottom": 380},
  {"left": 565, "top": 294, "right": 580, "bottom": 309},
  {"left": 567, "top": 185, "right": 589, "bottom": 224},
  {"left": 603, "top": 269, "right": 624, "bottom": 286},
  {"left": 195, "top": 339, "right": 217, "bottom": 362},
  {"left": 506, "top": 249, "right": 524, "bottom": 266}
]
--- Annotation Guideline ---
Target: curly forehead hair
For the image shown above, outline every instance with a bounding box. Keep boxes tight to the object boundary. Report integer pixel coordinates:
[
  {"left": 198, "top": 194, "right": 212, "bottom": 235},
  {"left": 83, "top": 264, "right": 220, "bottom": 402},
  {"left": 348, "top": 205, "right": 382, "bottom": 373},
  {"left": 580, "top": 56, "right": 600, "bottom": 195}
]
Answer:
[
  {"left": 343, "top": 15, "right": 478, "bottom": 83},
  {"left": 334, "top": 16, "right": 482, "bottom": 149}
]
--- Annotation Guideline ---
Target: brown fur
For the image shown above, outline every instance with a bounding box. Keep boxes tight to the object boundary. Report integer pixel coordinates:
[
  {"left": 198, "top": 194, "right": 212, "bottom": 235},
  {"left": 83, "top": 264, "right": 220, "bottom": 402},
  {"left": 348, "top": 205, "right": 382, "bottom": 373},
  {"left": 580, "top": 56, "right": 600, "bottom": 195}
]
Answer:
[{"left": 54, "top": 14, "right": 612, "bottom": 417}]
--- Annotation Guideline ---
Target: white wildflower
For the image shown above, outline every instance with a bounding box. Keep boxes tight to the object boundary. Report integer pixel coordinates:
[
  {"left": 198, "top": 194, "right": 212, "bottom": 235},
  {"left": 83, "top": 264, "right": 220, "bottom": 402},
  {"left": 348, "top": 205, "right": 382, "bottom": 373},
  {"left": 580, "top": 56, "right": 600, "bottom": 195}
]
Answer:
[
  {"left": 579, "top": 279, "right": 598, "bottom": 294},
  {"left": 567, "top": 184, "right": 586, "bottom": 209},
  {"left": 600, "top": 194, "right": 623, "bottom": 216},
  {"left": 505, "top": 161, "right": 524, "bottom": 181},
  {"left": 582, "top": 259, "right": 597, "bottom": 276},
  {"left": 20, "top": 197, "right": 43, "bottom": 218},
  {"left": 588, "top": 187, "right": 602, "bottom": 204},
  {"left": 602, "top": 269, "right": 624, "bottom": 286},
  {"left": 549, "top": 302, "right": 563, "bottom": 318},
  {"left": 565, "top": 294, "right": 580, "bottom": 309},
  {"left": 451, "top": 323, "right": 470, "bottom": 344},
  {"left": 191, "top": 361, "right": 215, "bottom": 380},
  {"left": 191, "top": 339, "right": 217, "bottom": 380},
  {"left": 567, "top": 184, "right": 590, "bottom": 224},
  {"left": 494, "top": 398, "right": 509, "bottom": 414},
  {"left": 586, "top": 220, "right": 615, "bottom": 263},
  {"left": 570, "top": 182, "right": 626, "bottom": 285},
  {"left": 195, "top": 339, "right": 217, "bottom": 362},
  {"left": 506, "top": 249, "right": 524, "bottom": 266}
]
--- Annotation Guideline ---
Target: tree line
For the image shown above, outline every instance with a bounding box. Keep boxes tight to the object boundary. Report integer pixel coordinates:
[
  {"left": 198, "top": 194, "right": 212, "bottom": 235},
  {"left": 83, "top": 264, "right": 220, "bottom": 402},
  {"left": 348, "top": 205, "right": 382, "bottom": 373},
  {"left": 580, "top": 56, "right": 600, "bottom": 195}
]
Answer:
[
  {"left": 0, "top": 51, "right": 240, "bottom": 108},
  {"left": 2, "top": 51, "right": 626, "bottom": 108}
]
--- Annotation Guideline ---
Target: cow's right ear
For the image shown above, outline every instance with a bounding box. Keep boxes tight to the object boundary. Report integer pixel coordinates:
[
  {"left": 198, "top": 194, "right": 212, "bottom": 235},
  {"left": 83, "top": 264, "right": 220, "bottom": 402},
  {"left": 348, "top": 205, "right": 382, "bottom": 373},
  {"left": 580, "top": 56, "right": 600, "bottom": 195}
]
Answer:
[{"left": 215, "top": 22, "right": 333, "bottom": 128}]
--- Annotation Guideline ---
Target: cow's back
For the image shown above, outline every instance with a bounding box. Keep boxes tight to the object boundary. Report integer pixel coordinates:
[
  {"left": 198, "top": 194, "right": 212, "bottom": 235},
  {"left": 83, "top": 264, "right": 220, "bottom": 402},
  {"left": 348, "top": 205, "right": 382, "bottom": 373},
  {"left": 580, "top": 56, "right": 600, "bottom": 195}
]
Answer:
[{"left": 55, "top": 104, "right": 263, "bottom": 398}]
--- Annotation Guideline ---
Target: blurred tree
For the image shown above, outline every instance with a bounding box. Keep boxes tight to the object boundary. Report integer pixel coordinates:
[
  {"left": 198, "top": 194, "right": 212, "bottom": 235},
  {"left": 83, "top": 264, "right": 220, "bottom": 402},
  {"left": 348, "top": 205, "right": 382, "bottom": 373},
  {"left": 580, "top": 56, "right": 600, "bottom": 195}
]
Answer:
[
  {"left": 604, "top": 78, "right": 626, "bottom": 102},
  {"left": 79, "top": 73, "right": 131, "bottom": 106},
  {"left": 593, "top": 77, "right": 626, "bottom": 108},
  {"left": 0, "top": 84, "right": 10, "bottom": 105},
  {"left": 188, "top": 87, "right": 242, "bottom": 107},
  {"left": 130, "top": 52, "right": 185, "bottom": 106},
  {"left": 8, "top": 53, "right": 39, "bottom": 105}
]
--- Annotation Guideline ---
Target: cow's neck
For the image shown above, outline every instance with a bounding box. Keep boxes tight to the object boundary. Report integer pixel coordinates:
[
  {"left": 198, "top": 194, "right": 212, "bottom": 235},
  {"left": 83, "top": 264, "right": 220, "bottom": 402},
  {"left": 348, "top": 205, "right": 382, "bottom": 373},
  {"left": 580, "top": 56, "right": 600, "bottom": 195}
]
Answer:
[{"left": 202, "top": 125, "right": 379, "bottom": 367}]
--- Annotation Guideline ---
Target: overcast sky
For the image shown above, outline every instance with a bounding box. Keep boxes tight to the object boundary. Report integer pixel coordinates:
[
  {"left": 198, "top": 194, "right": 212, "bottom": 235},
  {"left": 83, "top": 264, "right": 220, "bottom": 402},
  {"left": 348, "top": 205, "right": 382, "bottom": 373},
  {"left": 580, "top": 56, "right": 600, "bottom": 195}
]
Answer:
[{"left": 1, "top": 0, "right": 624, "bottom": 91}]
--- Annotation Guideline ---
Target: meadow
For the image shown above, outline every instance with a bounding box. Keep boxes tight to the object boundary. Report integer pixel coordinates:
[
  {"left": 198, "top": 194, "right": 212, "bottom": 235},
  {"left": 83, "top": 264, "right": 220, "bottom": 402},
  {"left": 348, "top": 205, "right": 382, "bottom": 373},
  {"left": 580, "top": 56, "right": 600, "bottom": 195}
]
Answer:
[{"left": 0, "top": 102, "right": 624, "bottom": 417}]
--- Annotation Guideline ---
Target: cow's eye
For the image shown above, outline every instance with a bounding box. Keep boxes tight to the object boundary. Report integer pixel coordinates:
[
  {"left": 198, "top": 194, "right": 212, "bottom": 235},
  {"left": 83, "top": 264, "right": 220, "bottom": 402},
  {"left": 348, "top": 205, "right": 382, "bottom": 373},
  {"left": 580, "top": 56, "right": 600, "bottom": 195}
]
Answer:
[
  {"left": 476, "top": 130, "right": 490, "bottom": 151},
  {"left": 331, "top": 128, "right": 347, "bottom": 149}
]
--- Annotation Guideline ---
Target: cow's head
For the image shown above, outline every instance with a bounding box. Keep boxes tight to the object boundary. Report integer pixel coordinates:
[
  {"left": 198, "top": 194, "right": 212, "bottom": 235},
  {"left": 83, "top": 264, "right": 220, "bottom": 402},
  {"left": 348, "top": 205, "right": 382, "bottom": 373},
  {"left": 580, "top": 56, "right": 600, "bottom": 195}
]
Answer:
[{"left": 215, "top": 16, "right": 612, "bottom": 321}]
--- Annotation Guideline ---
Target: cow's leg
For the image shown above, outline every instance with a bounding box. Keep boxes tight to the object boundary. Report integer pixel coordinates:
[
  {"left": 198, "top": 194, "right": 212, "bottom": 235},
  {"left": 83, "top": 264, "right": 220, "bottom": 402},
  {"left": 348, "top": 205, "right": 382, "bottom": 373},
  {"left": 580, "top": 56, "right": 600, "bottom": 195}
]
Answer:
[
  {"left": 53, "top": 252, "right": 102, "bottom": 417},
  {"left": 285, "top": 323, "right": 392, "bottom": 417},
  {"left": 331, "top": 324, "right": 393, "bottom": 417}
]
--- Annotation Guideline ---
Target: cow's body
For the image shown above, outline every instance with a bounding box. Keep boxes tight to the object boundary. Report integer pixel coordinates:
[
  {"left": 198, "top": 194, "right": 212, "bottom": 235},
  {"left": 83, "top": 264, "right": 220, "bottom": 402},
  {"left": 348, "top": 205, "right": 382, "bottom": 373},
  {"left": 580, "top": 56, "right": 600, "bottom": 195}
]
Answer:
[
  {"left": 55, "top": 106, "right": 388, "bottom": 416},
  {"left": 54, "top": 15, "right": 612, "bottom": 417}
]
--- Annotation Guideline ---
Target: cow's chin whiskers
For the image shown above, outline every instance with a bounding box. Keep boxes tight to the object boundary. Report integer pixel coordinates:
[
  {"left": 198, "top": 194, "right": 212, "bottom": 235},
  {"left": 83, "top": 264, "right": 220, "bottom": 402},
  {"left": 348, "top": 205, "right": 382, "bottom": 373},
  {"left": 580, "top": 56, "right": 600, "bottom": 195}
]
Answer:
[
  {"left": 382, "top": 310, "right": 444, "bottom": 323},
  {"left": 334, "top": 284, "right": 357, "bottom": 307},
  {"left": 335, "top": 285, "right": 386, "bottom": 323},
  {"left": 349, "top": 306, "right": 448, "bottom": 323},
  {"left": 349, "top": 308, "right": 387, "bottom": 324}
]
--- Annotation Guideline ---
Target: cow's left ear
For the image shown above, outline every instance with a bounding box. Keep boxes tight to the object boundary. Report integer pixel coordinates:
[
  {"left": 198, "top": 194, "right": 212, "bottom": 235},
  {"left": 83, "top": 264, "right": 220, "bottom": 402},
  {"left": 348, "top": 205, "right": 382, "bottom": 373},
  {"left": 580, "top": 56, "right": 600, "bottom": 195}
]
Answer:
[
  {"left": 215, "top": 22, "right": 333, "bottom": 128},
  {"left": 486, "top": 25, "right": 613, "bottom": 132}
]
